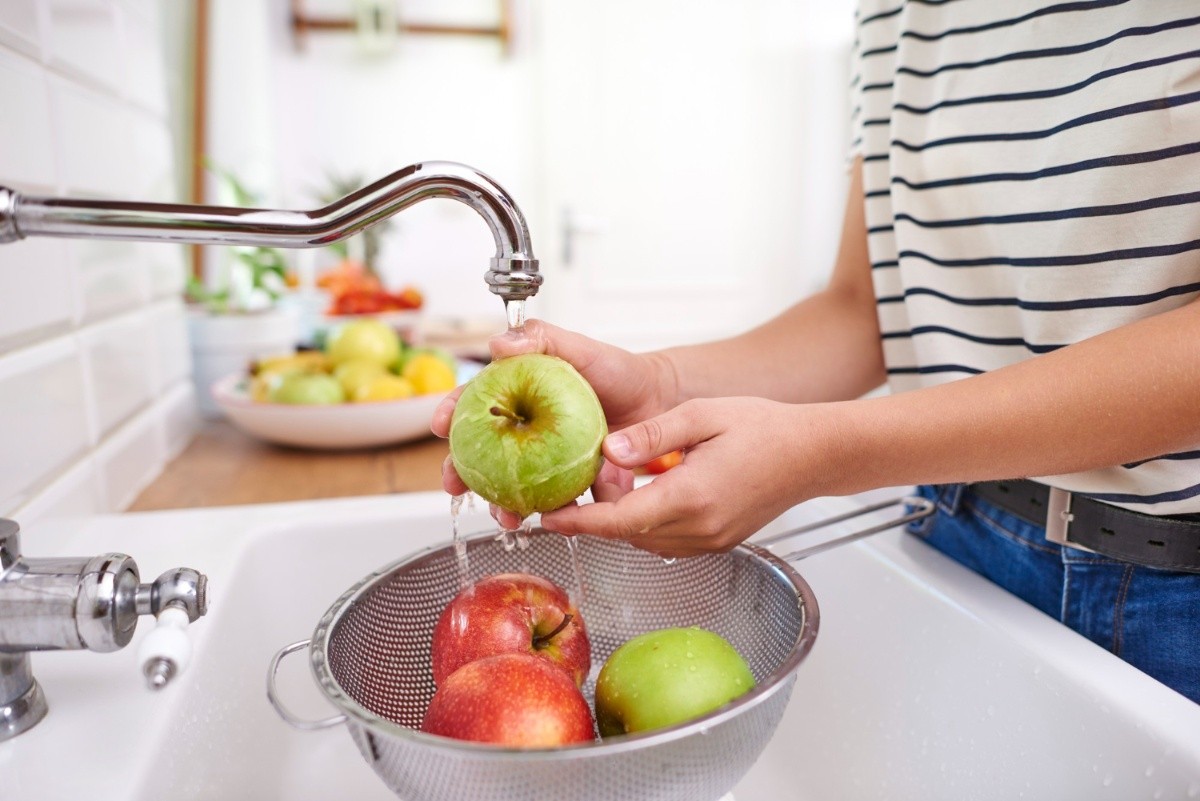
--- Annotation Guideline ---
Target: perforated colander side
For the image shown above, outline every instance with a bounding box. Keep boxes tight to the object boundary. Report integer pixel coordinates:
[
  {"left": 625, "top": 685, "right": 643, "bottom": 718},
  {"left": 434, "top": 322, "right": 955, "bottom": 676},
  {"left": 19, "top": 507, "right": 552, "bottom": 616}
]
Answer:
[{"left": 321, "top": 530, "right": 809, "bottom": 734}]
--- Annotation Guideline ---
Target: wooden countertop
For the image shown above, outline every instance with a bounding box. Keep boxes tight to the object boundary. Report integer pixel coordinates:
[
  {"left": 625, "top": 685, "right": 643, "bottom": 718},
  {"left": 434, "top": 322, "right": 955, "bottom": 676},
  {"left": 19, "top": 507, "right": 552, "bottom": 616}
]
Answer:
[{"left": 130, "top": 420, "right": 450, "bottom": 511}]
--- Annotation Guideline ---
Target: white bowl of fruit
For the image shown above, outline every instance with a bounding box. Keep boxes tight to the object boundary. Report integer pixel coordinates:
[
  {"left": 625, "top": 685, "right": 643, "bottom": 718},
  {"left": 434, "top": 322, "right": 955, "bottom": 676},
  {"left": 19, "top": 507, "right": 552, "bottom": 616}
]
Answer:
[{"left": 212, "top": 319, "right": 479, "bottom": 450}]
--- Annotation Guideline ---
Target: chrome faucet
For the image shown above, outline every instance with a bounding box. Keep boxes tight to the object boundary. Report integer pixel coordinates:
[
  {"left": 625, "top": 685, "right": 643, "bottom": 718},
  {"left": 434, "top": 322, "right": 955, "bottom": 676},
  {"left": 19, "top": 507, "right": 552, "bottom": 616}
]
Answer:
[
  {"left": 0, "top": 519, "right": 208, "bottom": 741},
  {"left": 0, "top": 160, "right": 542, "bottom": 303}
]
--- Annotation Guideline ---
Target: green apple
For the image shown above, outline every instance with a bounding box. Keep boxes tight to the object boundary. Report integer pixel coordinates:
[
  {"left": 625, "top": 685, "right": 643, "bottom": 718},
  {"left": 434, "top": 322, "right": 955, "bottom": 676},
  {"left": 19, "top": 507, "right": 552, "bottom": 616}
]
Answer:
[
  {"left": 268, "top": 372, "right": 346, "bottom": 405},
  {"left": 449, "top": 353, "right": 606, "bottom": 519},
  {"left": 325, "top": 319, "right": 401, "bottom": 367},
  {"left": 333, "top": 358, "right": 387, "bottom": 397},
  {"left": 594, "top": 627, "right": 755, "bottom": 737}
]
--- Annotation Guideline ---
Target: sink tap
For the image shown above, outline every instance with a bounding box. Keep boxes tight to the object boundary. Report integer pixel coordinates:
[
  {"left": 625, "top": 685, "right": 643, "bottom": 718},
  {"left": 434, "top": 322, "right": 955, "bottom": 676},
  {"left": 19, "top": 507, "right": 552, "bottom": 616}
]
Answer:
[
  {"left": 0, "top": 519, "right": 208, "bottom": 741},
  {"left": 0, "top": 161, "right": 542, "bottom": 304}
]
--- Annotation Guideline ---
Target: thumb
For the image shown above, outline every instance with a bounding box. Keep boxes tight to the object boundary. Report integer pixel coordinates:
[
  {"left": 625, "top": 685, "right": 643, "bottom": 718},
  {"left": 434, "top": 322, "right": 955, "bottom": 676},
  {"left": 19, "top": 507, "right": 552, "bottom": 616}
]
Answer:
[{"left": 603, "top": 400, "right": 718, "bottom": 469}]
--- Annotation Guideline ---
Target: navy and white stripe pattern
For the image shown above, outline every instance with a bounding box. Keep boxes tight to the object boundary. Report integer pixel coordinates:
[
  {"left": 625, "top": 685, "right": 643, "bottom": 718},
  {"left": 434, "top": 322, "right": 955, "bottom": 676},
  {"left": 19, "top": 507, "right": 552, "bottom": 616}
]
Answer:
[{"left": 851, "top": 0, "right": 1200, "bottom": 514}]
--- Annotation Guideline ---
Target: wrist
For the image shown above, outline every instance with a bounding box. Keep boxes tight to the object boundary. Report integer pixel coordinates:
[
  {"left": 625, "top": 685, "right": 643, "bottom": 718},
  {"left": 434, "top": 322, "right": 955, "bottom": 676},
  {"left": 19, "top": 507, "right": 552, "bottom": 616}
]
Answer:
[
  {"left": 798, "top": 399, "right": 884, "bottom": 498},
  {"left": 642, "top": 350, "right": 685, "bottom": 417}
]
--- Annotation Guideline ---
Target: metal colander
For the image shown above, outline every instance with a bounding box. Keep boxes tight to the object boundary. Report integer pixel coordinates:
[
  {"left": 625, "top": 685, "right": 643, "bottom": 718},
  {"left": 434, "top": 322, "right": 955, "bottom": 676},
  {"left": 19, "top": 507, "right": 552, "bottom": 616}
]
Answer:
[{"left": 268, "top": 498, "right": 932, "bottom": 801}]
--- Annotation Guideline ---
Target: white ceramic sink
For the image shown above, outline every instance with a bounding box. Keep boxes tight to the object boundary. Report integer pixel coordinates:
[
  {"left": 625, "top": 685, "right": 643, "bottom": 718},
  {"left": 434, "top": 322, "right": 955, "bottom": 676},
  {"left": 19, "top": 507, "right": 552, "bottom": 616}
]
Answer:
[{"left": 4, "top": 491, "right": 1199, "bottom": 800}]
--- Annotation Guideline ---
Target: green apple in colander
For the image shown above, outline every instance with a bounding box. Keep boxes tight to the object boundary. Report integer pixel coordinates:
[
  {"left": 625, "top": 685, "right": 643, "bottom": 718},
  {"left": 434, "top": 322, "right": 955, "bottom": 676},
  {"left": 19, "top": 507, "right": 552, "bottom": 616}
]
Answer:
[
  {"left": 449, "top": 353, "right": 606, "bottom": 520},
  {"left": 594, "top": 627, "right": 756, "bottom": 737}
]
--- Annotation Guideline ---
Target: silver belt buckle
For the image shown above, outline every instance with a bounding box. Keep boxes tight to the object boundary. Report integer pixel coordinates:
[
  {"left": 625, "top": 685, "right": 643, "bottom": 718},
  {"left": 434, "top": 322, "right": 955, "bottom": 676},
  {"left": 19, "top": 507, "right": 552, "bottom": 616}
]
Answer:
[{"left": 1045, "top": 487, "right": 1095, "bottom": 554}]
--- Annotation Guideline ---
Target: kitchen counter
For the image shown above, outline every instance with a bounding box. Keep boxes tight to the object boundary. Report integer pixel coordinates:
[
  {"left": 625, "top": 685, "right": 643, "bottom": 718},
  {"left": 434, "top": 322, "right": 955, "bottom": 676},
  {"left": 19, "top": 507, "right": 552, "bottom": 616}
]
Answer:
[{"left": 130, "top": 420, "right": 449, "bottom": 510}]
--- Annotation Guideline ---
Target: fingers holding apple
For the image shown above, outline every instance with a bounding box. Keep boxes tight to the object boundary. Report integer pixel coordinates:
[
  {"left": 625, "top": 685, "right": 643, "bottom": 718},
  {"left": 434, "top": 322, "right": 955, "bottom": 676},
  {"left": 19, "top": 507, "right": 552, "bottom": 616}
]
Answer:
[
  {"left": 489, "top": 320, "right": 679, "bottom": 432},
  {"left": 431, "top": 573, "right": 591, "bottom": 687},
  {"left": 431, "top": 384, "right": 466, "bottom": 439},
  {"left": 449, "top": 353, "right": 607, "bottom": 520}
]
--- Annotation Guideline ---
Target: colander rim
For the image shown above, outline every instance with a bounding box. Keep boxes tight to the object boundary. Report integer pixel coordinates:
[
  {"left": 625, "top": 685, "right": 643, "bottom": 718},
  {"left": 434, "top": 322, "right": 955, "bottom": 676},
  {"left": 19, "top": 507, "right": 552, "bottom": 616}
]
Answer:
[{"left": 306, "top": 528, "right": 820, "bottom": 757}]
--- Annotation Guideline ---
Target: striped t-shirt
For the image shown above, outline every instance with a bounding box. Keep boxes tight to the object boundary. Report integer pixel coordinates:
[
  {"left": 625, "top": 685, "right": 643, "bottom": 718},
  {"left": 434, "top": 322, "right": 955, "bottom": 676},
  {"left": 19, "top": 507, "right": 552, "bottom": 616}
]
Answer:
[{"left": 850, "top": 0, "right": 1200, "bottom": 515}]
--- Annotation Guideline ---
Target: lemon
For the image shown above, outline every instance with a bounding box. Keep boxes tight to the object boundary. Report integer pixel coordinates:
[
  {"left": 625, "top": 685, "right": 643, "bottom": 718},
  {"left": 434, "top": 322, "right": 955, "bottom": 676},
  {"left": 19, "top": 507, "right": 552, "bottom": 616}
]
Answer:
[
  {"left": 334, "top": 359, "right": 387, "bottom": 397},
  {"left": 402, "top": 353, "right": 457, "bottom": 395},
  {"left": 353, "top": 374, "right": 416, "bottom": 402},
  {"left": 254, "top": 351, "right": 330, "bottom": 376}
]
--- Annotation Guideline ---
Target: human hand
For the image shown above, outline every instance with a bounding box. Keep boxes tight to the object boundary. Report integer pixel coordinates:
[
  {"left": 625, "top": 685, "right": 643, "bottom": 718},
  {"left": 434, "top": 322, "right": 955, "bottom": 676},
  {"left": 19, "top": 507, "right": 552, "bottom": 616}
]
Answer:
[
  {"left": 539, "top": 397, "right": 844, "bottom": 558},
  {"left": 432, "top": 319, "right": 677, "bottom": 526}
]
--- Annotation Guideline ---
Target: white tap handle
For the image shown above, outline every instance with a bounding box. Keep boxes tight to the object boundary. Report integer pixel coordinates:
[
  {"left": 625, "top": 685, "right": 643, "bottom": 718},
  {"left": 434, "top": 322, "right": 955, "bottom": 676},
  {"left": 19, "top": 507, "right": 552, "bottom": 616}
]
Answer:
[{"left": 137, "top": 606, "right": 192, "bottom": 690}]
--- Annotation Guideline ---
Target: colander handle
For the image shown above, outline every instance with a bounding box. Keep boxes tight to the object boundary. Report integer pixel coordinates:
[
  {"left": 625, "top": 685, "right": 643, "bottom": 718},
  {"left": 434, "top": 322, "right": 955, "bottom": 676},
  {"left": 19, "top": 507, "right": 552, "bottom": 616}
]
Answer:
[
  {"left": 758, "top": 495, "right": 936, "bottom": 563},
  {"left": 267, "top": 639, "right": 348, "bottom": 731}
]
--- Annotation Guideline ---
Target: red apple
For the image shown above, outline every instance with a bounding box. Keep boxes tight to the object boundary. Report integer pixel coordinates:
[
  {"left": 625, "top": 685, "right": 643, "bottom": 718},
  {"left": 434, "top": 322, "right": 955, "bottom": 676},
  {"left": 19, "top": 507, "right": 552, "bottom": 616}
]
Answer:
[
  {"left": 431, "top": 573, "right": 590, "bottom": 687},
  {"left": 420, "top": 653, "right": 596, "bottom": 747}
]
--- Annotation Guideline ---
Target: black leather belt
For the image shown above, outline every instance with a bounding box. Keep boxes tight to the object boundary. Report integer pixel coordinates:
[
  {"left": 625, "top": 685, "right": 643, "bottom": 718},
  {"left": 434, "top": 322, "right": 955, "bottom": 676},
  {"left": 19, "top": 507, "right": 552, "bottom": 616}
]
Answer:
[{"left": 967, "top": 479, "right": 1200, "bottom": 574}]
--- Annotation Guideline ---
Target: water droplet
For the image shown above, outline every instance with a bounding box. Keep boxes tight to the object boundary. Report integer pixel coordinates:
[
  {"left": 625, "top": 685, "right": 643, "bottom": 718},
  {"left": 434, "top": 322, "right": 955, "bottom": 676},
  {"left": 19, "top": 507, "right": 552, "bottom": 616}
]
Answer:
[
  {"left": 1102, "top": 775, "right": 1113, "bottom": 787},
  {"left": 1145, "top": 765, "right": 1156, "bottom": 778},
  {"left": 689, "top": 665, "right": 697, "bottom": 672},
  {"left": 661, "top": 557, "right": 676, "bottom": 565},
  {"left": 986, "top": 705, "right": 996, "bottom": 717},
  {"left": 686, "top": 652, "right": 694, "bottom": 659}
]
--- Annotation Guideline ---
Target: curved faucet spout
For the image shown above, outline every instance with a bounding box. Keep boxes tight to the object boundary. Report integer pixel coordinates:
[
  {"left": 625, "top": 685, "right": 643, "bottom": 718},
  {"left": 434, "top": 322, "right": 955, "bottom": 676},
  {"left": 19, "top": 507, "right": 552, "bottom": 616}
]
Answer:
[{"left": 0, "top": 161, "right": 542, "bottom": 302}]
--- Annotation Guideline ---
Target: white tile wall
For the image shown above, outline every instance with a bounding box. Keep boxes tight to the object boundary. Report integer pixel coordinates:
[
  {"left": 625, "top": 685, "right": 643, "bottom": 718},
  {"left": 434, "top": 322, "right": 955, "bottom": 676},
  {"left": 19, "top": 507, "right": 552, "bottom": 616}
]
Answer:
[
  {"left": 52, "top": 78, "right": 136, "bottom": 196},
  {"left": 146, "top": 299, "right": 192, "bottom": 393},
  {"left": 72, "top": 238, "right": 149, "bottom": 322},
  {"left": 0, "top": 338, "right": 91, "bottom": 513},
  {"left": 0, "top": 237, "right": 74, "bottom": 352},
  {"left": 159, "top": 381, "right": 198, "bottom": 461},
  {"left": 144, "top": 242, "right": 187, "bottom": 299},
  {"left": 93, "top": 400, "right": 165, "bottom": 511},
  {"left": 0, "top": 47, "right": 56, "bottom": 190},
  {"left": 44, "top": 0, "right": 123, "bottom": 93},
  {"left": 80, "top": 309, "right": 156, "bottom": 437},
  {"left": 118, "top": 6, "right": 167, "bottom": 115},
  {"left": 1, "top": 0, "right": 197, "bottom": 525},
  {"left": 11, "top": 454, "right": 103, "bottom": 521},
  {"left": 0, "top": 0, "right": 41, "bottom": 57}
]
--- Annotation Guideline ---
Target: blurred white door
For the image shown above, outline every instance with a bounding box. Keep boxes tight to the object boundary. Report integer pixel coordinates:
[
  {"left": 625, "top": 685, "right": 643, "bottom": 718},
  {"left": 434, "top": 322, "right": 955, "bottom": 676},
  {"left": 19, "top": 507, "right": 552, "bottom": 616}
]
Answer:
[{"left": 532, "top": 1, "right": 855, "bottom": 352}]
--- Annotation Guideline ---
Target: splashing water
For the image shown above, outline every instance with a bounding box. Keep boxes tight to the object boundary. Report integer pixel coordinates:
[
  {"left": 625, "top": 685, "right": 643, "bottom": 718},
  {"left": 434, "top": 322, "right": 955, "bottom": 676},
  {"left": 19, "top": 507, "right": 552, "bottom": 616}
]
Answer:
[
  {"left": 450, "top": 493, "right": 472, "bottom": 589},
  {"left": 564, "top": 535, "right": 586, "bottom": 608},
  {"left": 495, "top": 528, "right": 518, "bottom": 552},
  {"left": 494, "top": 520, "right": 531, "bottom": 552}
]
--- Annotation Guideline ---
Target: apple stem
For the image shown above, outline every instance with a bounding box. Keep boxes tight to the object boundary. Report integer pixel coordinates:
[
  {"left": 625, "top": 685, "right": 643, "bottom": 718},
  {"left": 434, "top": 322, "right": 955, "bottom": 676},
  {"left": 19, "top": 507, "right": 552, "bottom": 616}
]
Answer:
[
  {"left": 532, "top": 614, "right": 573, "bottom": 649},
  {"left": 490, "top": 405, "right": 527, "bottom": 425}
]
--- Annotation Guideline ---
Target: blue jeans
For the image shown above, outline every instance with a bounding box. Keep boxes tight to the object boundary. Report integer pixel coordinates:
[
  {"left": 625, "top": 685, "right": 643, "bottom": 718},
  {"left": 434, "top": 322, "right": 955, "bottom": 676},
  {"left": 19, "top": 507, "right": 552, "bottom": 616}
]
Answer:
[{"left": 909, "top": 484, "right": 1200, "bottom": 705}]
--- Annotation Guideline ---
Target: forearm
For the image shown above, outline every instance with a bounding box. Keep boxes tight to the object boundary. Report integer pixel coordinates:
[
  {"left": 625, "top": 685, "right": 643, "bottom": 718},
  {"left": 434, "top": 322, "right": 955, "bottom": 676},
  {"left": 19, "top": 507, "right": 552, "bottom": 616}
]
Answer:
[
  {"left": 656, "top": 288, "right": 886, "bottom": 405},
  {"left": 830, "top": 299, "right": 1200, "bottom": 495}
]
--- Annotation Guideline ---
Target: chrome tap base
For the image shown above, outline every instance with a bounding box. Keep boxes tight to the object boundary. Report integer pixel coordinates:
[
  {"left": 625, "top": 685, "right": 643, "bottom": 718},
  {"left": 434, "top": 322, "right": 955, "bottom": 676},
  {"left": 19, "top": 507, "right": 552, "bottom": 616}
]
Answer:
[
  {"left": 0, "top": 519, "right": 207, "bottom": 739},
  {"left": 0, "top": 655, "right": 47, "bottom": 741}
]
